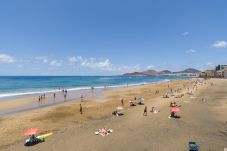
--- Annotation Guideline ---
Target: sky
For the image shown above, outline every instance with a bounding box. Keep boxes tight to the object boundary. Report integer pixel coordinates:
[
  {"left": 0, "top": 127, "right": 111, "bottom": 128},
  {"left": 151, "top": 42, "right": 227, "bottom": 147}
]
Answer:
[{"left": 0, "top": 0, "right": 227, "bottom": 75}]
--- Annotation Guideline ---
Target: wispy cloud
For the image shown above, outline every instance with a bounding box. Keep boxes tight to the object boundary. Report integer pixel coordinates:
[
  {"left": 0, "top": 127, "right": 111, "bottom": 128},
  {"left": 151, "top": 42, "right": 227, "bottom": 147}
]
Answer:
[
  {"left": 212, "top": 40, "right": 227, "bottom": 48},
  {"left": 146, "top": 65, "right": 155, "bottom": 70},
  {"left": 116, "top": 64, "right": 141, "bottom": 73},
  {"left": 206, "top": 62, "right": 214, "bottom": 67},
  {"left": 49, "top": 60, "right": 62, "bottom": 67},
  {"left": 67, "top": 56, "right": 82, "bottom": 63},
  {"left": 0, "top": 54, "right": 15, "bottom": 63},
  {"left": 34, "top": 56, "right": 48, "bottom": 63},
  {"left": 186, "top": 49, "right": 196, "bottom": 53},
  {"left": 67, "top": 55, "right": 142, "bottom": 72},
  {"left": 207, "top": 62, "right": 213, "bottom": 65},
  {"left": 182, "top": 32, "right": 189, "bottom": 36},
  {"left": 81, "top": 58, "right": 113, "bottom": 71}
]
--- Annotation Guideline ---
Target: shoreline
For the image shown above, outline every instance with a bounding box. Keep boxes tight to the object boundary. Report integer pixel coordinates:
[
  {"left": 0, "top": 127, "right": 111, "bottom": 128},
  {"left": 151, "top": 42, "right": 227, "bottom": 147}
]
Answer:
[
  {"left": 0, "top": 76, "right": 189, "bottom": 100},
  {"left": 0, "top": 78, "right": 180, "bottom": 115}
]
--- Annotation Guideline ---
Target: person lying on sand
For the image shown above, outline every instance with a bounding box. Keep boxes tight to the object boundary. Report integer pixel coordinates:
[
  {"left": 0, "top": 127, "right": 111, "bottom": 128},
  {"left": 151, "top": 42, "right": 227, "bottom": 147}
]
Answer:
[
  {"left": 99, "top": 127, "right": 108, "bottom": 135},
  {"left": 112, "top": 110, "right": 124, "bottom": 116},
  {"left": 24, "top": 134, "right": 42, "bottom": 146},
  {"left": 138, "top": 101, "right": 144, "bottom": 105},
  {"left": 150, "top": 107, "right": 160, "bottom": 113},
  {"left": 95, "top": 127, "right": 113, "bottom": 136},
  {"left": 130, "top": 102, "right": 136, "bottom": 106},
  {"left": 169, "top": 112, "right": 180, "bottom": 119}
]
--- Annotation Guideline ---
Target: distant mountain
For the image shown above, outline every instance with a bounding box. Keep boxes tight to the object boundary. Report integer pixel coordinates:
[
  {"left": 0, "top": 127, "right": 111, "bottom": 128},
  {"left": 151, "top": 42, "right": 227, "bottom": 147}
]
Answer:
[
  {"left": 123, "top": 68, "right": 200, "bottom": 76},
  {"left": 178, "top": 68, "right": 200, "bottom": 73},
  {"left": 160, "top": 70, "right": 172, "bottom": 74},
  {"left": 142, "top": 70, "right": 159, "bottom": 75}
]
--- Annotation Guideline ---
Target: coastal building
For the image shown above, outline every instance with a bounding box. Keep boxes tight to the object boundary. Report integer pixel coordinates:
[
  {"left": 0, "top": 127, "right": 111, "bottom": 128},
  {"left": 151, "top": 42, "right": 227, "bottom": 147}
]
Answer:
[
  {"left": 215, "top": 65, "right": 227, "bottom": 78},
  {"left": 199, "top": 72, "right": 207, "bottom": 78},
  {"left": 199, "top": 64, "right": 227, "bottom": 78},
  {"left": 224, "top": 70, "right": 227, "bottom": 79},
  {"left": 205, "top": 70, "right": 215, "bottom": 78},
  {"left": 216, "top": 65, "right": 227, "bottom": 70},
  {"left": 199, "top": 69, "right": 215, "bottom": 78}
]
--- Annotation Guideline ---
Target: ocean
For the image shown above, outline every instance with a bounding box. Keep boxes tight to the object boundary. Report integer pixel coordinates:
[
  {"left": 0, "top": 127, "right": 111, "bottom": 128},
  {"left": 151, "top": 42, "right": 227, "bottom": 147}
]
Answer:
[{"left": 0, "top": 76, "right": 190, "bottom": 99}]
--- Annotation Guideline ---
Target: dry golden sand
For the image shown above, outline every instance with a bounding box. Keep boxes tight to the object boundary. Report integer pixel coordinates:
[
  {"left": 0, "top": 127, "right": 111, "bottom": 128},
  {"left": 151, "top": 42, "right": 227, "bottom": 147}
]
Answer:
[{"left": 1, "top": 78, "right": 227, "bottom": 151}]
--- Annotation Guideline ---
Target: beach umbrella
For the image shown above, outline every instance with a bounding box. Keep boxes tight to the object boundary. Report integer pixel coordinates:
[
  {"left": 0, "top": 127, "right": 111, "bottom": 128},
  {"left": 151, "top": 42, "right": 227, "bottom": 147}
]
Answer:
[
  {"left": 170, "top": 107, "right": 180, "bottom": 113},
  {"left": 23, "top": 128, "right": 40, "bottom": 136},
  {"left": 137, "top": 98, "right": 144, "bottom": 101},
  {"left": 129, "top": 100, "right": 136, "bottom": 103}
]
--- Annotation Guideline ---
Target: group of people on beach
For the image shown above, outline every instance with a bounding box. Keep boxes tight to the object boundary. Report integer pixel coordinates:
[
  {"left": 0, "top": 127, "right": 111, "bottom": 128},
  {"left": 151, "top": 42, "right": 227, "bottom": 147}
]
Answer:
[{"left": 38, "top": 93, "right": 45, "bottom": 102}]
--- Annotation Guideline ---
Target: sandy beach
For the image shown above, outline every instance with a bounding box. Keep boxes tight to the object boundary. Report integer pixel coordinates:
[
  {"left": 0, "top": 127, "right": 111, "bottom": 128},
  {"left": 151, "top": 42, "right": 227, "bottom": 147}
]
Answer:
[{"left": 1, "top": 78, "right": 227, "bottom": 151}]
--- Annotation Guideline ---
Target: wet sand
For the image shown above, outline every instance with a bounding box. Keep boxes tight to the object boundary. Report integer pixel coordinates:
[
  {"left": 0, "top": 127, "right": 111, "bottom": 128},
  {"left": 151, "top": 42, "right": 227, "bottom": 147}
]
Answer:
[
  {"left": 1, "top": 78, "right": 227, "bottom": 151},
  {"left": 0, "top": 88, "right": 104, "bottom": 115}
]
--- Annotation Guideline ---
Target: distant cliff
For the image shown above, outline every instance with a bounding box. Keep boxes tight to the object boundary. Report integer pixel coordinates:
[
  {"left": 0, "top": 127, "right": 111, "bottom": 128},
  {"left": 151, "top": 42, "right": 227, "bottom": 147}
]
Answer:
[{"left": 123, "top": 68, "right": 200, "bottom": 76}]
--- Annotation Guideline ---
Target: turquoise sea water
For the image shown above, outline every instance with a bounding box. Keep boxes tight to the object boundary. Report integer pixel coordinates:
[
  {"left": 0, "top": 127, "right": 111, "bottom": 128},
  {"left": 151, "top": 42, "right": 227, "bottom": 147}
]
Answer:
[{"left": 0, "top": 76, "right": 190, "bottom": 98}]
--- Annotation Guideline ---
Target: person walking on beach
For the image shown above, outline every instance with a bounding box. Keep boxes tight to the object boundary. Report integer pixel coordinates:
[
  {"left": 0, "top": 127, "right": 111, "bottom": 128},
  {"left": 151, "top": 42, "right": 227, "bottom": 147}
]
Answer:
[
  {"left": 91, "top": 87, "right": 94, "bottom": 93},
  {"left": 80, "top": 104, "right": 83, "bottom": 114},
  {"left": 121, "top": 98, "right": 124, "bottom": 106},
  {"left": 64, "top": 93, "right": 67, "bottom": 101},
  {"left": 143, "top": 106, "right": 147, "bottom": 116},
  {"left": 53, "top": 93, "right": 56, "bottom": 99},
  {"left": 80, "top": 95, "right": 84, "bottom": 102}
]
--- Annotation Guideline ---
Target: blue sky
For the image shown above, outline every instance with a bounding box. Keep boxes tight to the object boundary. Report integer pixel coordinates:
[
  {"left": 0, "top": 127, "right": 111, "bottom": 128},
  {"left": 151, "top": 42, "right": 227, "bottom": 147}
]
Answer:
[{"left": 0, "top": 0, "right": 227, "bottom": 75}]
